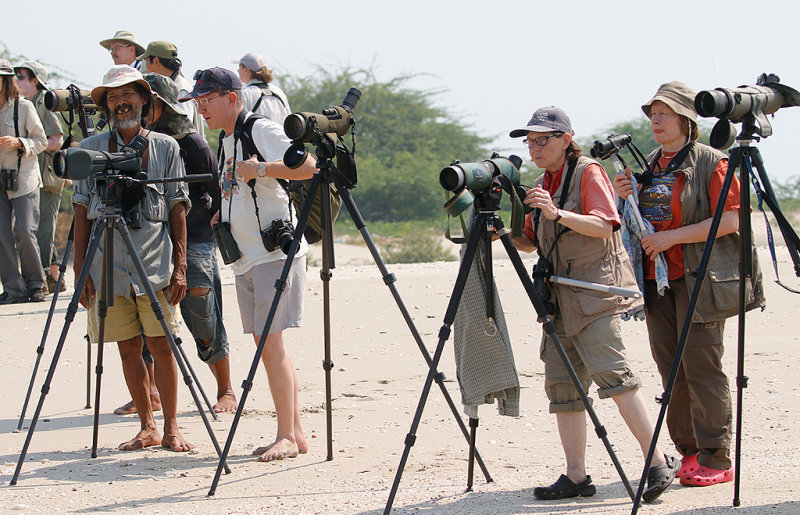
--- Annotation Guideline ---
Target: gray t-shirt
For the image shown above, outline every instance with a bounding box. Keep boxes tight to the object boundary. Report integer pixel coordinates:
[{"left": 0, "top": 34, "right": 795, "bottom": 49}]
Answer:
[{"left": 73, "top": 130, "right": 189, "bottom": 297}]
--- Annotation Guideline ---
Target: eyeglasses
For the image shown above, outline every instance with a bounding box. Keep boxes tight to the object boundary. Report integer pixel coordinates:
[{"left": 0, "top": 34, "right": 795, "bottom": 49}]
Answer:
[
  {"left": 195, "top": 93, "right": 226, "bottom": 107},
  {"left": 523, "top": 133, "right": 563, "bottom": 148},
  {"left": 108, "top": 43, "right": 132, "bottom": 53}
]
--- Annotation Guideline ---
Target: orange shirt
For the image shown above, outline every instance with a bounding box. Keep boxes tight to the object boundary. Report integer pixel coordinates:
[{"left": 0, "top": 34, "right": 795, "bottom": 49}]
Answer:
[
  {"left": 640, "top": 154, "right": 739, "bottom": 280},
  {"left": 522, "top": 162, "right": 620, "bottom": 242}
]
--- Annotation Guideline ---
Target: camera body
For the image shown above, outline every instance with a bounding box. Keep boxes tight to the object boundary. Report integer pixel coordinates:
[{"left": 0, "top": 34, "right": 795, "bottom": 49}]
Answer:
[
  {"left": 0, "top": 169, "right": 19, "bottom": 192},
  {"left": 261, "top": 218, "right": 295, "bottom": 255}
]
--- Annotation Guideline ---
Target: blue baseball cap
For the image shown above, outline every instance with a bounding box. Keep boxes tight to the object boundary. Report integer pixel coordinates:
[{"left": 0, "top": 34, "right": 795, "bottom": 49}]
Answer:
[
  {"left": 509, "top": 106, "right": 574, "bottom": 137},
  {"left": 179, "top": 67, "right": 242, "bottom": 101}
]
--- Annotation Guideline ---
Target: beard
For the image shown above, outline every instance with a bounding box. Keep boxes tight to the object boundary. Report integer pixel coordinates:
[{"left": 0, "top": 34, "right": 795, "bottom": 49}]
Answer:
[{"left": 111, "top": 102, "right": 143, "bottom": 130}]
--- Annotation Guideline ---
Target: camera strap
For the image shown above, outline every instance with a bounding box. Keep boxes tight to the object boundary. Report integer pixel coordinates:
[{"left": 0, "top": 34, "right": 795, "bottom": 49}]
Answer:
[
  {"left": 648, "top": 142, "right": 694, "bottom": 178},
  {"left": 230, "top": 111, "right": 269, "bottom": 233},
  {"left": 108, "top": 130, "right": 150, "bottom": 171},
  {"left": 533, "top": 158, "right": 576, "bottom": 261},
  {"left": 12, "top": 99, "right": 22, "bottom": 172}
]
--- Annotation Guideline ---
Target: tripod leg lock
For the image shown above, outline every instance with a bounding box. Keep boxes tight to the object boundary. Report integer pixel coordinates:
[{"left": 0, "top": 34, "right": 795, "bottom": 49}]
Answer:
[
  {"left": 404, "top": 433, "right": 417, "bottom": 447},
  {"left": 383, "top": 273, "right": 396, "bottom": 285},
  {"left": 594, "top": 425, "right": 608, "bottom": 439},
  {"left": 95, "top": 365, "right": 103, "bottom": 375},
  {"left": 737, "top": 375, "right": 749, "bottom": 388},
  {"left": 174, "top": 337, "right": 183, "bottom": 346},
  {"left": 437, "top": 325, "right": 451, "bottom": 340},
  {"left": 322, "top": 359, "right": 334, "bottom": 371},
  {"left": 319, "top": 270, "right": 332, "bottom": 281},
  {"left": 273, "top": 278, "right": 287, "bottom": 291},
  {"left": 41, "top": 384, "right": 50, "bottom": 394},
  {"left": 469, "top": 417, "right": 479, "bottom": 429},
  {"left": 434, "top": 371, "right": 446, "bottom": 384},
  {"left": 241, "top": 379, "right": 253, "bottom": 392},
  {"left": 656, "top": 392, "right": 671, "bottom": 404}
]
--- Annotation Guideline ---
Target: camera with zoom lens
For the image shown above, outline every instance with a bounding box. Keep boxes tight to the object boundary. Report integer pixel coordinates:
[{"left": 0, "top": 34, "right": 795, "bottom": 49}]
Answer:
[
  {"left": 261, "top": 218, "right": 295, "bottom": 255},
  {"left": 0, "top": 169, "right": 19, "bottom": 192}
]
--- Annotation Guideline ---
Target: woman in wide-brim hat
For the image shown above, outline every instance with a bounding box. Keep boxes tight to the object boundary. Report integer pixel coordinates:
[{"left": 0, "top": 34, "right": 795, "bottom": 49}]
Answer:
[{"left": 614, "top": 81, "right": 764, "bottom": 487}]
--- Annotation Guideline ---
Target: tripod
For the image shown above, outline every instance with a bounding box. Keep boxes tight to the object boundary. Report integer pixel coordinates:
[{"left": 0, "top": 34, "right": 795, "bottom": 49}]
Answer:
[
  {"left": 15, "top": 226, "right": 219, "bottom": 433},
  {"left": 630, "top": 122, "right": 800, "bottom": 513},
  {"left": 384, "top": 194, "right": 636, "bottom": 513},
  {"left": 10, "top": 175, "right": 230, "bottom": 485},
  {"left": 207, "top": 148, "right": 493, "bottom": 495}
]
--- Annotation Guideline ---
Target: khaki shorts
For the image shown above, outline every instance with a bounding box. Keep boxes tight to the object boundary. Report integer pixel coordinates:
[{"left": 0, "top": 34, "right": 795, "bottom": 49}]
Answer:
[
  {"left": 87, "top": 286, "right": 179, "bottom": 343},
  {"left": 540, "top": 314, "right": 640, "bottom": 413}
]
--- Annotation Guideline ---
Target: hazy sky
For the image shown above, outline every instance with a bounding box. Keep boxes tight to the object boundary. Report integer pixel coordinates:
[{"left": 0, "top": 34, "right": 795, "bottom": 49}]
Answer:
[{"left": 7, "top": 0, "right": 799, "bottom": 182}]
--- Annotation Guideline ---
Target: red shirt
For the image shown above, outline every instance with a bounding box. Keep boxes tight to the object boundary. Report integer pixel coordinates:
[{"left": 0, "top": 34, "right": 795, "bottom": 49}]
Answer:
[
  {"left": 522, "top": 162, "right": 620, "bottom": 242},
  {"left": 640, "top": 154, "right": 739, "bottom": 280}
]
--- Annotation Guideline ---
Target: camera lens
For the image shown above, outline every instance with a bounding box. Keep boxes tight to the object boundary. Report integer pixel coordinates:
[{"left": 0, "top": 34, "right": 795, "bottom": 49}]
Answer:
[
  {"left": 439, "top": 165, "right": 466, "bottom": 191},
  {"left": 284, "top": 113, "right": 308, "bottom": 141}
]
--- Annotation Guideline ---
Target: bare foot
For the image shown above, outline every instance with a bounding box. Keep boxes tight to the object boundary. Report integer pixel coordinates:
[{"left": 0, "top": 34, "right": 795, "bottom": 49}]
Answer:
[
  {"left": 113, "top": 396, "right": 162, "bottom": 415},
  {"left": 118, "top": 427, "right": 161, "bottom": 451},
  {"left": 213, "top": 391, "right": 238, "bottom": 413},
  {"left": 296, "top": 429, "right": 308, "bottom": 454},
  {"left": 162, "top": 431, "right": 195, "bottom": 452},
  {"left": 256, "top": 438, "right": 298, "bottom": 462}
]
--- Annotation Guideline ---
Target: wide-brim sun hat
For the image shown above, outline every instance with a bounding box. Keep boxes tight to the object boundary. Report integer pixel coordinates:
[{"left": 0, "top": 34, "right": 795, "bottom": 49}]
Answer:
[{"left": 91, "top": 65, "right": 152, "bottom": 108}]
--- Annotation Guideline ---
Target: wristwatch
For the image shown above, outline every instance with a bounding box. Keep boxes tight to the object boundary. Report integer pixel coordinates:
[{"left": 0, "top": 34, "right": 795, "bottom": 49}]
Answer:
[
  {"left": 257, "top": 162, "right": 266, "bottom": 178},
  {"left": 553, "top": 209, "right": 563, "bottom": 222}
]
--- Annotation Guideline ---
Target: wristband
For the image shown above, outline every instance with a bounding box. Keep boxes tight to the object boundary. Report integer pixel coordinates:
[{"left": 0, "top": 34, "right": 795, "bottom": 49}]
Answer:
[{"left": 554, "top": 209, "right": 563, "bottom": 222}]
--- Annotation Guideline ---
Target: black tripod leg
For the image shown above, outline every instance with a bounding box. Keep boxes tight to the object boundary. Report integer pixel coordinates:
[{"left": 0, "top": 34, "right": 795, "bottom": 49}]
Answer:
[
  {"left": 92, "top": 221, "right": 114, "bottom": 458},
  {"left": 384, "top": 215, "right": 485, "bottom": 514},
  {"left": 466, "top": 417, "right": 478, "bottom": 492},
  {"left": 175, "top": 336, "right": 218, "bottom": 421},
  {"left": 338, "top": 185, "right": 492, "bottom": 483},
  {"left": 17, "top": 223, "right": 76, "bottom": 432},
  {"left": 734, "top": 151, "right": 755, "bottom": 507},
  {"left": 495, "top": 223, "right": 635, "bottom": 501},
  {"left": 629, "top": 151, "right": 740, "bottom": 514},
  {"left": 85, "top": 334, "right": 91, "bottom": 409},
  {"left": 320, "top": 180, "right": 335, "bottom": 461},
  {"left": 11, "top": 219, "right": 105, "bottom": 485},
  {"left": 114, "top": 222, "right": 230, "bottom": 474},
  {"left": 209, "top": 174, "right": 319, "bottom": 496}
]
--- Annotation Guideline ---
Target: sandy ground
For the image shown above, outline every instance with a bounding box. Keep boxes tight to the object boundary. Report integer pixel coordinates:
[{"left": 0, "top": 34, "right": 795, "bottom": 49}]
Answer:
[{"left": 1, "top": 216, "right": 799, "bottom": 514}]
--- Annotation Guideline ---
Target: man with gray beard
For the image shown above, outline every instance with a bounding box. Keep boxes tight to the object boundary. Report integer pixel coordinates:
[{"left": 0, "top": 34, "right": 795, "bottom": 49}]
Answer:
[{"left": 73, "top": 65, "right": 193, "bottom": 452}]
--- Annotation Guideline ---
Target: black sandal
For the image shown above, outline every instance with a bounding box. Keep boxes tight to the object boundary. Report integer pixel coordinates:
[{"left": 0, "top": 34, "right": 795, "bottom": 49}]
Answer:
[
  {"left": 534, "top": 474, "right": 596, "bottom": 500},
  {"left": 643, "top": 455, "right": 679, "bottom": 503}
]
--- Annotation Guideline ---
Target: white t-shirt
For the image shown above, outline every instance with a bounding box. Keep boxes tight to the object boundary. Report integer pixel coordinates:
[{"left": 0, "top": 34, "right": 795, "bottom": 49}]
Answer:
[
  {"left": 240, "top": 81, "right": 291, "bottom": 125},
  {"left": 220, "top": 113, "right": 307, "bottom": 275}
]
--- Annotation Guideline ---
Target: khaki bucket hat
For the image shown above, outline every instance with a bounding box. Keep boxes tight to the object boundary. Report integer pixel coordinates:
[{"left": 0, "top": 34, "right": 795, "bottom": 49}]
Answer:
[
  {"left": 14, "top": 60, "right": 49, "bottom": 87},
  {"left": 99, "top": 30, "right": 146, "bottom": 56},
  {"left": 642, "top": 81, "right": 698, "bottom": 122}
]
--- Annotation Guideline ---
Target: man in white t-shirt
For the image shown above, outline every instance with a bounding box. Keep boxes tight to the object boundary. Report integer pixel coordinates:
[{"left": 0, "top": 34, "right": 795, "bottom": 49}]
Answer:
[
  {"left": 180, "top": 67, "right": 316, "bottom": 462},
  {"left": 233, "top": 52, "right": 291, "bottom": 125}
]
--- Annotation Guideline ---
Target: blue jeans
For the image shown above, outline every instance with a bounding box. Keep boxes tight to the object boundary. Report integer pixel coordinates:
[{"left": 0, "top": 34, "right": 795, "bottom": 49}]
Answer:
[{"left": 179, "top": 241, "right": 229, "bottom": 364}]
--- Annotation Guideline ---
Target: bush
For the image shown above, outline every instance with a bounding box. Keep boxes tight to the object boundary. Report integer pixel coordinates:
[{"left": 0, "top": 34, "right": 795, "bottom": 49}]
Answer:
[{"left": 382, "top": 227, "right": 456, "bottom": 264}]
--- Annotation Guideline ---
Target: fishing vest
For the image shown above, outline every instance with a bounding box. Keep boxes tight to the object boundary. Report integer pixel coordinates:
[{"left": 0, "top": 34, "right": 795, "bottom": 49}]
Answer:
[
  {"left": 535, "top": 155, "right": 642, "bottom": 337},
  {"left": 646, "top": 143, "right": 765, "bottom": 323}
]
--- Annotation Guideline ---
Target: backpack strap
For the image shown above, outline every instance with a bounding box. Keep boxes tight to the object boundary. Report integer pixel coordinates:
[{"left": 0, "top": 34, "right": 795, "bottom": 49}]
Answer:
[
  {"left": 251, "top": 82, "right": 287, "bottom": 112},
  {"left": 533, "top": 157, "right": 577, "bottom": 257}
]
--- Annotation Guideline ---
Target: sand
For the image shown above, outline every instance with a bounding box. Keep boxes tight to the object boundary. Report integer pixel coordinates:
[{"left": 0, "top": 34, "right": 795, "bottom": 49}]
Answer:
[{"left": 1, "top": 219, "right": 799, "bottom": 514}]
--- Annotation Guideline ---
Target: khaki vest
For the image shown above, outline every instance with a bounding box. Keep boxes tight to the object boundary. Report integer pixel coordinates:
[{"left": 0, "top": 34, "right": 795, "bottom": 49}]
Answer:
[
  {"left": 535, "top": 156, "right": 642, "bottom": 337},
  {"left": 646, "top": 143, "right": 765, "bottom": 322}
]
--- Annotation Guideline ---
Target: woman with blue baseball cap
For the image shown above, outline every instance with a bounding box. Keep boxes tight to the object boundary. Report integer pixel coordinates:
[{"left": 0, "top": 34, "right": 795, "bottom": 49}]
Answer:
[{"left": 509, "top": 106, "right": 678, "bottom": 502}]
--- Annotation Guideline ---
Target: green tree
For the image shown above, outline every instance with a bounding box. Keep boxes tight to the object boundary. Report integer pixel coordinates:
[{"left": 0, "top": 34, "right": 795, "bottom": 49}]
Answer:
[{"left": 283, "top": 67, "right": 491, "bottom": 222}]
